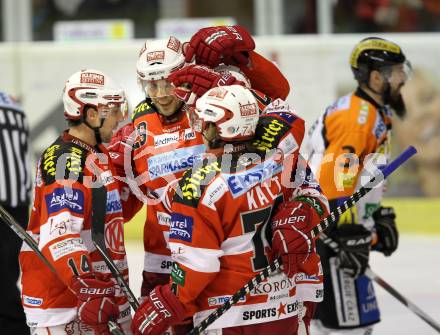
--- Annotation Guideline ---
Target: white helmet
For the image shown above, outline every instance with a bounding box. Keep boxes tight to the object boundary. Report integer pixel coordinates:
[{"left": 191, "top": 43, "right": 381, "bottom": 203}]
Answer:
[
  {"left": 136, "top": 36, "right": 185, "bottom": 85},
  {"left": 194, "top": 85, "right": 259, "bottom": 142},
  {"left": 63, "top": 69, "right": 127, "bottom": 120}
]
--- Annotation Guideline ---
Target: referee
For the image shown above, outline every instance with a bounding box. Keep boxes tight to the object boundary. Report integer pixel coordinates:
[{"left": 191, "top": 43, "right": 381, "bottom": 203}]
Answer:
[{"left": 0, "top": 91, "right": 31, "bottom": 334}]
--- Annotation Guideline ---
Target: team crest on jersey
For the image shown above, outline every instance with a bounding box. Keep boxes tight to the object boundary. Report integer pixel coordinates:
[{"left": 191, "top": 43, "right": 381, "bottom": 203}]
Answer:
[
  {"left": 105, "top": 217, "right": 125, "bottom": 254},
  {"left": 45, "top": 187, "right": 84, "bottom": 215},
  {"left": 170, "top": 213, "right": 194, "bottom": 242}
]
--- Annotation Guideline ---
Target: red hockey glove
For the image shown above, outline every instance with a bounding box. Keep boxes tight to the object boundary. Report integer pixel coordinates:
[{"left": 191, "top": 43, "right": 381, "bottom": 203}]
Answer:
[
  {"left": 132, "top": 285, "right": 185, "bottom": 335},
  {"left": 168, "top": 64, "right": 245, "bottom": 106},
  {"left": 271, "top": 201, "right": 321, "bottom": 277},
  {"left": 107, "top": 122, "right": 135, "bottom": 177},
  {"left": 72, "top": 273, "right": 119, "bottom": 335},
  {"left": 183, "top": 25, "right": 255, "bottom": 67}
]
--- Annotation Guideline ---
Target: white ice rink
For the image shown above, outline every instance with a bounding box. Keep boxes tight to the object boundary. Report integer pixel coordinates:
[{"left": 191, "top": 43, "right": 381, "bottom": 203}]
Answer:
[{"left": 125, "top": 235, "right": 440, "bottom": 335}]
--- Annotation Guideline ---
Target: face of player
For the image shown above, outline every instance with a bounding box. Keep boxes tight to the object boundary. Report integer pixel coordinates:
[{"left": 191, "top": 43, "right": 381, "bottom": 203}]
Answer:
[
  {"left": 202, "top": 123, "right": 218, "bottom": 148},
  {"left": 385, "top": 63, "right": 410, "bottom": 99},
  {"left": 146, "top": 79, "right": 182, "bottom": 117},
  {"left": 98, "top": 106, "right": 125, "bottom": 143}
]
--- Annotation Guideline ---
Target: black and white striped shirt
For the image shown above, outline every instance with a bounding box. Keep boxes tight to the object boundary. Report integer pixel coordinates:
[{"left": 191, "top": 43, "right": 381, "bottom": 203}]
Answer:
[{"left": 0, "top": 91, "right": 31, "bottom": 207}]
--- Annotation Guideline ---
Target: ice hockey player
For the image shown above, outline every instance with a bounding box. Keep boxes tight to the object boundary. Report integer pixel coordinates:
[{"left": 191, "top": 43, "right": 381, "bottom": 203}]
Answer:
[
  {"left": 130, "top": 85, "right": 329, "bottom": 335},
  {"left": 306, "top": 37, "right": 411, "bottom": 334},
  {"left": 19, "top": 69, "right": 134, "bottom": 334},
  {"left": 109, "top": 25, "right": 291, "bottom": 306}
]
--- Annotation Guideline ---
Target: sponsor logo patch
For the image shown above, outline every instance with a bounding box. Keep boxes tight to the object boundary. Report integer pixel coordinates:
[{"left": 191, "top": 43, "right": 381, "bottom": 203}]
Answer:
[
  {"left": 157, "top": 211, "right": 171, "bottom": 226},
  {"left": 23, "top": 295, "right": 43, "bottom": 306},
  {"left": 147, "top": 50, "right": 165, "bottom": 62},
  {"left": 225, "top": 159, "right": 282, "bottom": 198},
  {"left": 171, "top": 262, "right": 186, "bottom": 286},
  {"left": 45, "top": 188, "right": 84, "bottom": 215},
  {"left": 208, "top": 87, "right": 228, "bottom": 99},
  {"left": 167, "top": 36, "right": 181, "bottom": 52},
  {"left": 147, "top": 144, "right": 205, "bottom": 180},
  {"left": 239, "top": 102, "right": 257, "bottom": 117},
  {"left": 106, "top": 189, "right": 123, "bottom": 214},
  {"left": 80, "top": 72, "right": 104, "bottom": 85},
  {"left": 207, "top": 295, "right": 246, "bottom": 306},
  {"left": 100, "top": 170, "right": 115, "bottom": 186},
  {"left": 170, "top": 213, "right": 194, "bottom": 242},
  {"left": 49, "top": 237, "right": 87, "bottom": 261}
]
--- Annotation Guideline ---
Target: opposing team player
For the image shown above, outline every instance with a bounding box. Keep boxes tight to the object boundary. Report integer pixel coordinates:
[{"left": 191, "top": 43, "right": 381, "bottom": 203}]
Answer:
[
  {"left": 19, "top": 69, "right": 134, "bottom": 334},
  {"left": 131, "top": 85, "right": 329, "bottom": 335},
  {"left": 306, "top": 38, "right": 411, "bottom": 334}
]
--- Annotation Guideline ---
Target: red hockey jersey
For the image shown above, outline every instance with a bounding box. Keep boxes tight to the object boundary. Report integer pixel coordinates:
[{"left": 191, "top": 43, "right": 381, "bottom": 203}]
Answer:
[
  {"left": 169, "top": 109, "right": 329, "bottom": 329},
  {"left": 20, "top": 132, "right": 131, "bottom": 327},
  {"left": 131, "top": 101, "right": 205, "bottom": 277}
]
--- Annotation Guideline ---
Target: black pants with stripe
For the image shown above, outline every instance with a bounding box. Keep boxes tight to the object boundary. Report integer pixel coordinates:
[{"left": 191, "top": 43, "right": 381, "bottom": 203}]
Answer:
[{"left": 0, "top": 204, "right": 30, "bottom": 334}]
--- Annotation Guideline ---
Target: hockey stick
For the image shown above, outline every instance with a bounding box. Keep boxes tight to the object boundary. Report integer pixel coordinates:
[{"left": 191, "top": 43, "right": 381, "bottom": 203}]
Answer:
[
  {"left": 0, "top": 204, "right": 124, "bottom": 335},
  {"left": 189, "top": 146, "right": 417, "bottom": 334},
  {"left": 319, "top": 233, "right": 440, "bottom": 333},
  {"left": 91, "top": 186, "right": 140, "bottom": 310}
]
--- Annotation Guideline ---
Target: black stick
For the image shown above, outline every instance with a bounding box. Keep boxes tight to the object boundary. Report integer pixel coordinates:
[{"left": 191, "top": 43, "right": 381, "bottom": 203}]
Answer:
[
  {"left": 91, "top": 186, "right": 140, "bottom": 310},
  {"left": 189, "top": 146, "right": 417, "bottom": 334},
  {"left": 0, "top": 204, "right": 124, "bottom": 335}
]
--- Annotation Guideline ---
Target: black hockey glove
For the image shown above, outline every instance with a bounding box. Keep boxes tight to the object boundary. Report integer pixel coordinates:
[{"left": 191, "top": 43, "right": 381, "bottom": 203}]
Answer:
[
  {"left": 372, "top": 206, "right": 398, "bottom": 256},
  {"left": 336, "top": 224, "right": 372, "bottom": 278}
]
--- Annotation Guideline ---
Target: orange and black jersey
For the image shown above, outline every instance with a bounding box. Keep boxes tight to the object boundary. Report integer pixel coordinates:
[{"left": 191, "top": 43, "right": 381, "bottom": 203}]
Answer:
[{"left": 306, "top": 87, "right": 392, "bottom": 227}]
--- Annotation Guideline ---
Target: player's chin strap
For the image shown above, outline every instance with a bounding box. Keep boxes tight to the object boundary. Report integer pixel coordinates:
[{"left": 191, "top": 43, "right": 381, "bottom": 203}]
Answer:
[
  {"left": 83, "top": 118, "right": 105, "bottom": 144},
  {"left": 319, "top": 232, "right": 440, "bottom": 333}
]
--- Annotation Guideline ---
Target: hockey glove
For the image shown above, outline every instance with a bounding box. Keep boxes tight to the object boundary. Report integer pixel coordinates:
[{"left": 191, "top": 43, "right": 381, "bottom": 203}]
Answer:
[
  {"left": 271, "top": 200, "right": 321, "bottom": 277},
  {"left": 336, "top": 224, "right": 372, "bottom": 278},
  {"left": 183, "top": 25, "right": 255, "bottom": 67},
  {"left": 132, "top": 284, "right": 186, "bottom": 335},
  {"left": 373, "top": 206, "right": 398, "bottom": 256},
  {"left": 107, "top": 122, "right": 135, "bottom": 175},
  {"left": 72, "top": 273, "right": 119, "bottom": 335},
  {"left": 168, "top": 64, "right": 245, "bottom": 106}
]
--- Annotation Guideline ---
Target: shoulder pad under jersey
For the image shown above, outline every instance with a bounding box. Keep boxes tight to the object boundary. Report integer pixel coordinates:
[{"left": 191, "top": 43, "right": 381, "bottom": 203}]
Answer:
[
  {"left": 131, "top": 99, "right": 155, "bottom": 122},
  {"left": 40, "top": 137, "right": 88, "bottom": 185},
  {"left": 173, "top": 157, "right": 222, "bottom": 208}
]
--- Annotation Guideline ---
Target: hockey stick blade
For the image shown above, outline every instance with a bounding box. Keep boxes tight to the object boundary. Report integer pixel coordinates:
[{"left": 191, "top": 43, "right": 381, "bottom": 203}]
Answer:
[
  {"left": 0, "top": 205, "right": 124, "bottom": 335},
  {"left": 189, "top": 146, "right": 417, "bottom": 334},
  {"left": 91, "top": 186, "right": 140, "bottom": 310}
]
